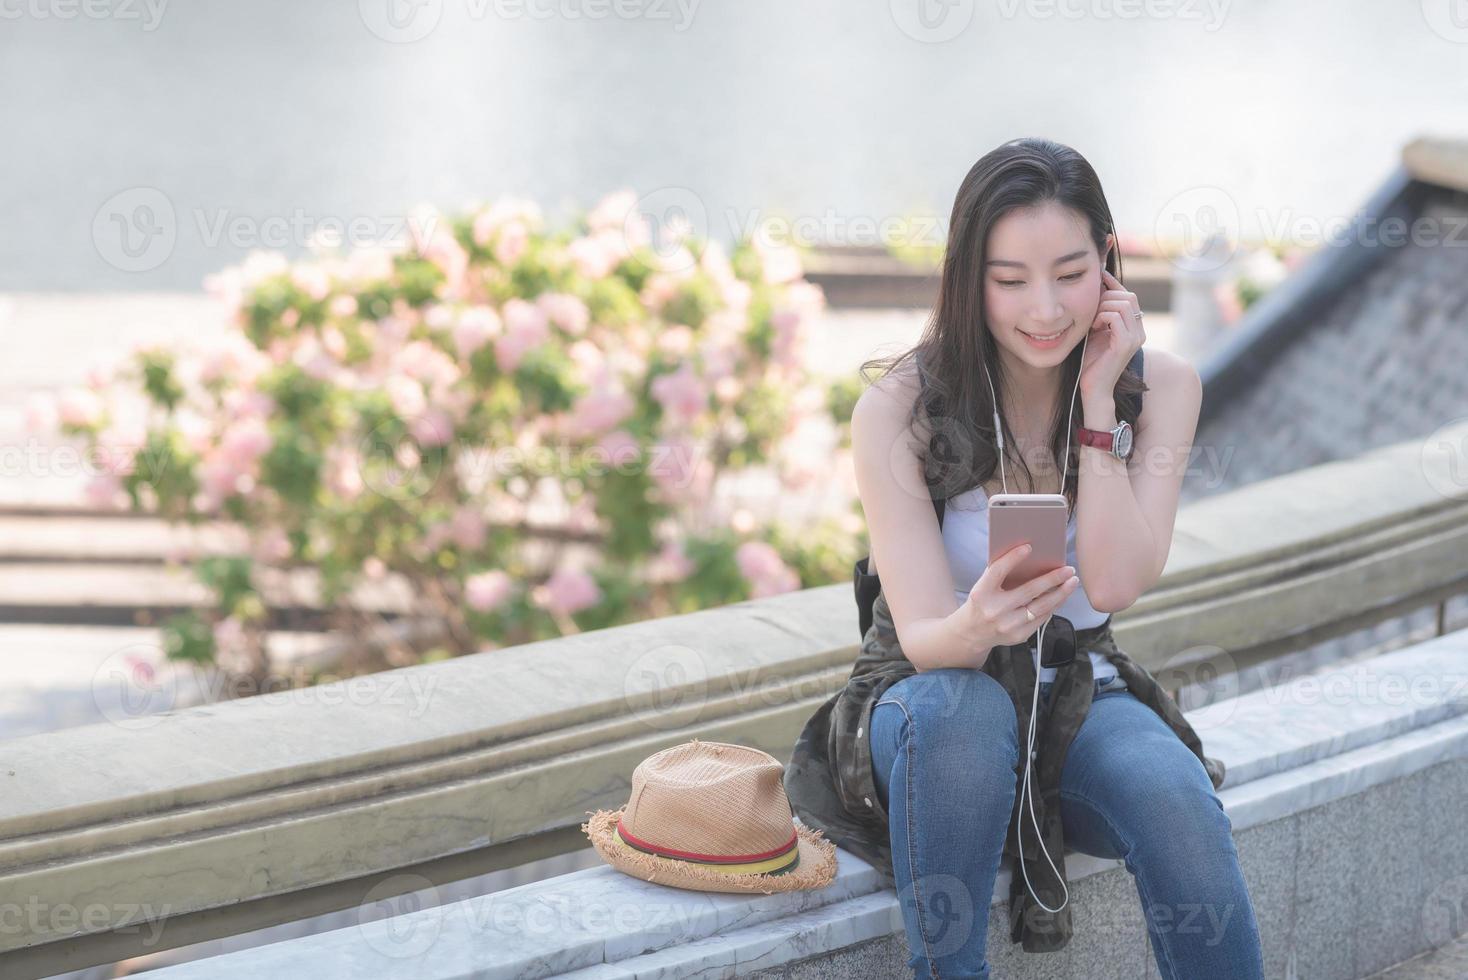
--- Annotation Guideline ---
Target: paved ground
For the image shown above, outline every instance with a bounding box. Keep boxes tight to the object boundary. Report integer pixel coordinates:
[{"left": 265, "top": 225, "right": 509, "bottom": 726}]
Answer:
[{"left": 1365, "top": 932, "right": 1468, "bottom": 978}]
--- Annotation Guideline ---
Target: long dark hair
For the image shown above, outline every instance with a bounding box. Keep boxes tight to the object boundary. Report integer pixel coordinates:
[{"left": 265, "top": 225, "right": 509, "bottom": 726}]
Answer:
[{"left": 860, "top": 137, "right": 1148, "bottom": 513}]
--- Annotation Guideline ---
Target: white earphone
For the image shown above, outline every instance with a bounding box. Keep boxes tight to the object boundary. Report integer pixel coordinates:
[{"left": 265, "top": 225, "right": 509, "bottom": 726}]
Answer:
[{"left": 981, "top": 323, "right": 1089, "bottom": 915}]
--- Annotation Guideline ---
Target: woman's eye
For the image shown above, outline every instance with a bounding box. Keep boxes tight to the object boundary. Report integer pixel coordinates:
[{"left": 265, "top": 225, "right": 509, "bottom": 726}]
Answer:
[{"left": 997, "top": 273, "right": 1085, "bottom": 288}]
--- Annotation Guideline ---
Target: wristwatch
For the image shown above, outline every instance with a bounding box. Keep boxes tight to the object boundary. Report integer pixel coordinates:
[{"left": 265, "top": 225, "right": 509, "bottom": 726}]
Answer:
[{"left": 1076, "top": 420, "right": 1134, "bottom": 460}]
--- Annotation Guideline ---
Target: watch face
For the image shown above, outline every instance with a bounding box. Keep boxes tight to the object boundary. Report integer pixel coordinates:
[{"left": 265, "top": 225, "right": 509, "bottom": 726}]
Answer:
[{"left": 1115, "top": 423, "right": 1133, "bottom": 458}]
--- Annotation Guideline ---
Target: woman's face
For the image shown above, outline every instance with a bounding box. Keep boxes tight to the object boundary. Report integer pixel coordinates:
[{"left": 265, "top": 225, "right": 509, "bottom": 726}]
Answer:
[{"left": 982, "top": 202, "right": 1113, "bottom": 368}]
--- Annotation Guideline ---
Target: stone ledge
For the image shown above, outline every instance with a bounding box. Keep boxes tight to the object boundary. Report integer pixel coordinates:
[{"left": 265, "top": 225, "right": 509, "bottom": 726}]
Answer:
[
  {"left": 5, "top": 424, "right": 1468, "bottom": 962},
  {"left": 142, "top": 627, "right": 1468, "bottom": 979}
]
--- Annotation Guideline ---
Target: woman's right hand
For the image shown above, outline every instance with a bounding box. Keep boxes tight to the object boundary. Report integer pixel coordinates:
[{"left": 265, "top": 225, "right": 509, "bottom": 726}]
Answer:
[{"left": 962, "top": 543, "right": 1081, "bottom": 649}]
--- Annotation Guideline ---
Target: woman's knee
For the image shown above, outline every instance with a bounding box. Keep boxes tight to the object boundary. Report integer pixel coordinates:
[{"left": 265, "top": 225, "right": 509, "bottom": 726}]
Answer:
[{"left": 880, "top": 668, "right": 1018, "bottom": 762}]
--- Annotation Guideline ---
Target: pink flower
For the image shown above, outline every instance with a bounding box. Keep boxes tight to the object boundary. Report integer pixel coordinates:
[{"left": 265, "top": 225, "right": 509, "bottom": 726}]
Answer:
[
  {"left": 212, "top": 616, "right": 255, "bottom": 674},
  {"left": 201, "top": 335, "right": 269, "bottom": 386},
  {"left": 531, "top": 566, "right": 601, "bottom": 617},
  {"left": 227, "top": 389, "right": 276, "bottom": 421},
  {"left": 494, "top": 298, "right": 550, "bottom": 373},
  {"left": 537, "top": 292, "right": 590, "bottom": 336},
  {"left": 329, "top": 294, "right": 358, "bottom": 318},
  {"left": 291, "top": 265, "right": 332, "bottom": 301},
  {"left": 567, "top": 234, "right": 619, "bottom": 280},
  {"left": 386, "top": 374, "right": 427, "bottom": 418},
  {"left": 219, "top": 416, "right": 272, "bottom": 469},
  {"left": 411, "top": 209, "right": 470, "bottom": 296},
  {"left": 640, "top": 273, "right": 680, "bottom": 311},
  {"left": 655, "top": 324, "right": 695, "bottom": 357},
  {"left": 566, "top": 385, "right": 634, "bottom": 439},
  {"left": 409, "top": 409, "right": 454, "bottom": 447},
  {"left": 756, "top": 239, "right": 802, "bottom": 284},
  {"left": 251, "top": 527, "right": 291, "bottom": 564},
  {"left": 465, "top": 569, "right": 514, "bottom": 613},
  {"left": 447, "top": 506, "right": 487, "bottom": 550},
  {"left": 57, "top": 387, "right": 104, "bottom": 428},
  {"left": 648, "top": 433, "right": 712, "bottom": 501},
  {"left": 292, "top": 337, "right": 338, "bottom": 381},
  {"left": 493, "top": 221, "right": 529, "bottom": 267},
  {"left": 646, "top": 539, "right": 695, "bottom": 584},
  {"left": 344, "top": 246, "right": 396, "bottom": 284},
  {"left": 586, "top": 189, "right": 640, "bottom": 234},
  {"left": 84, "top": 471, "right": 124, "bottom": 509},
  {"left": 650, "top": 364, "right": 709, "bottom": 427},
  {"left": 25, "top": 394, "right": 57, "bottom": 434},
  {"left": 735, "top": 540, "right": 801, "bottom": 598},
  {"left": 397, "top": 340, "right": 460, "bottom": 390},
  {"left": 596, "top": 429, "right": 641, "bottom": 472},
  {"left": 324, "top": 445, "right": 364, "bottom": 501},
  {"left": 453, "top": 306, "right": 503, "bottom": 360},
  {"left": 471, "top": 197, "right": 543, "bottom": 247}
]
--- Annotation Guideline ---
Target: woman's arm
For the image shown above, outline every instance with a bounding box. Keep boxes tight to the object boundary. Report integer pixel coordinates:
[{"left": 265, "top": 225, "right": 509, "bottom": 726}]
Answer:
[
  {"left": 851, "top": 373, "right": 996, "bottom": 671},
  {"left": 1074, "top": 346, "right": 1202, "bottom": 611}
]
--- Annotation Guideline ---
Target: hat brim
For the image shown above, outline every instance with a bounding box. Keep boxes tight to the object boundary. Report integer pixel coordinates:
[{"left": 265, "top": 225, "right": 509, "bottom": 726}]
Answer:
[{"left": 580, "top": 806, "right": 838, "bottom": 895}]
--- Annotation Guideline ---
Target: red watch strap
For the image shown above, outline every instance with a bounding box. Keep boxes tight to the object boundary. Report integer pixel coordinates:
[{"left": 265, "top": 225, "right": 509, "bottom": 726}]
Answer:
[{"left": 1076, "top": 425, "right": 1114, "bottom": 449}]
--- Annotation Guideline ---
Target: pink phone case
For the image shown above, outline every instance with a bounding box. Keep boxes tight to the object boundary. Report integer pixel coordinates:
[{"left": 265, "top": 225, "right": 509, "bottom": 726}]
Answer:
[{"left": 987, "top": 493, "right": 1068, "bottom": 591}]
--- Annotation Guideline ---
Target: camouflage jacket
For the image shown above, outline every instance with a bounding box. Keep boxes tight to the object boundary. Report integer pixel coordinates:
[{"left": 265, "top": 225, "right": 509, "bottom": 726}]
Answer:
[{"left": 783, "top": 588, "right": 1226, "bottom": 953}]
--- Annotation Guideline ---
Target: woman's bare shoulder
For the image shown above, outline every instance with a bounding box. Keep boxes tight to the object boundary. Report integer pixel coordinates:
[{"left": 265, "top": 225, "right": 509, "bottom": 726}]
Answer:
[{"left": 858, "top": 361, "right": 924, "bottom": 428}]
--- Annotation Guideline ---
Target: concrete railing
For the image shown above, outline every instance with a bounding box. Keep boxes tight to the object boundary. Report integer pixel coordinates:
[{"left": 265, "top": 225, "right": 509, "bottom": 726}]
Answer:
[
  {"left": 3, "top": 421, "right": 1467, "bottom": 977},
  {"left": 144, "top": 627, "right": 1468, "bottom": 979}
]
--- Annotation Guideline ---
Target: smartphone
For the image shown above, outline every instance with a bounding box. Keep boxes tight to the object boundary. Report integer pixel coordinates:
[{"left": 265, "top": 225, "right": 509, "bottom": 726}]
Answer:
[{"left": 987, "top": 493, "right": 1068, "bottom": 591}]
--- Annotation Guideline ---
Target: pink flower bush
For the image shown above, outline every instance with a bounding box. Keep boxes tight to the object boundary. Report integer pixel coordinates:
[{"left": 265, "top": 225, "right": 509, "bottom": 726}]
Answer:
[
  {"left": 465, "top": 570, "right": 514, "bottom": 613},
  {"left": 532, "top": 566, "right": 602, "bottom": 617},
  {"left": 735, "top": 541, "right": 800, "bottom": 598},
  {"left": 41, "top": 189, "right": 837, "bottom": 677}
]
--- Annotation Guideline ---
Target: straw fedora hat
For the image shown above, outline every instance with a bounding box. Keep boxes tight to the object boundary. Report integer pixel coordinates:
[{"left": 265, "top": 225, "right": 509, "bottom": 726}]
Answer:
[{"left": 581, "top": 738, "right": 837, "bottom": 895}]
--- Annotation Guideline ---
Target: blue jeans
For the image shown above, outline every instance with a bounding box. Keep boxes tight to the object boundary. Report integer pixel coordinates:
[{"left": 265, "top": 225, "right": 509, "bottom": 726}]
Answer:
[{"left": 870, "top": 667, "right": 1264, "bottom": 979}]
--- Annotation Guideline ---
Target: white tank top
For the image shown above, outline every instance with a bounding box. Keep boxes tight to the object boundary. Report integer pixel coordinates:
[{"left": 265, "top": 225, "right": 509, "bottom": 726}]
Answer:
[{"left": 941, "top": 484, "right": 1118, "bottom": 684}]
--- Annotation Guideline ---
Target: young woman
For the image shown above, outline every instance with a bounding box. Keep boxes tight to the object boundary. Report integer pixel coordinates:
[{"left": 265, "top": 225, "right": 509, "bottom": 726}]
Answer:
[{"left": 846, "top": 139, "right": 1265, "bottom": 977}]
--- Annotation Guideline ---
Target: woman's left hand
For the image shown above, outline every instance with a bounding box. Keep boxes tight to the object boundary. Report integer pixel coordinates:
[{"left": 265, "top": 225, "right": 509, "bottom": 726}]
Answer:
[{"left": 1079, "top": 268, "right": 1146, "bottom": 400}]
